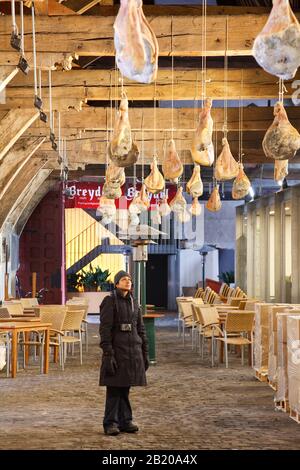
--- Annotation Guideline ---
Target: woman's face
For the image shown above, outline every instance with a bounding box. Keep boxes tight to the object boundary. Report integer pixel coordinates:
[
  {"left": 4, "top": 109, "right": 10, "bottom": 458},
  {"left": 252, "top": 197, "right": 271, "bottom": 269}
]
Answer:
[{"left": 117, "top": 276, "right": 132, "bottom": 291}]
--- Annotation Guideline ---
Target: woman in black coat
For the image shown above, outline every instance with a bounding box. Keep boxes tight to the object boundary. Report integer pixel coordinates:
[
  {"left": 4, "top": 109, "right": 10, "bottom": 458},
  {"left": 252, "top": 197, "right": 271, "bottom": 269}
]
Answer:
[{"left": 99, "top": 270, "right": 149, "bottom": 436}]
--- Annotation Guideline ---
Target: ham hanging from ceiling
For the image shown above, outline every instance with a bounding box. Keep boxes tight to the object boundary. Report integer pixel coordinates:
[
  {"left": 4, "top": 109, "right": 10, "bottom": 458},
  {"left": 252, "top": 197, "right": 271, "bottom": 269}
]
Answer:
[
  {"left": 114, "top": 0, "right": 159, "bottom": 84},
  {"left": 215, "top": 137, "right": 239, "bottom": 181},
  {"left": 129, "top": 184, "right": 150, "bottom": 213},
  {"left": 159, "top": 196, "right": 171, "bottom": 217},
  {"left": 232, "top": 164, "right": 251, "bottom": 200},
  {"left": 262, "top": 102, "right": 300, "bottom": 160},
  {"left": 206, "top": 186, "right": 222, "bottom": 212},
  {"left": 274, "top": 159, "right": 289, "bottom": 181},
  {"left": 191, "top": 99, "right": 214, "bottom": 166},
  {"left": 169, "top": 187, "right": 186, "bottom": 213},
  {"left": 252, "top": 0, "right": 300, "bottom": 80},
  {"left": 186, "top": 165, "right": 203, "bottom": 198},
  {"left": 189, "top": 197, "right": 202, "bottom": 216},
  {"left": 162, "top": 139, "right": 183, "bottom": 184},
  {"left": 144, "top": 156, "right": 165, "bottom": 194},
  {"left": 108, "top": 94, "right": 139, "bottom": 167}
]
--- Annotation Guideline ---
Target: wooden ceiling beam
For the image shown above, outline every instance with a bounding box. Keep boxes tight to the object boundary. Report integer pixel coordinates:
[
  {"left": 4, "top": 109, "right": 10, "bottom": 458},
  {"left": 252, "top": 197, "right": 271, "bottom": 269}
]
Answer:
[
  {"left": 26, "top": 106, "right": 300, "bottom": 133},
  {"left": 0, "top": 137, "right": 45, "bottom": 199},
  {"left": 0, "top": 12, "right": 294, "bottom": 57},
  {"left": 5, "top": 68, "right": 300, "bottom": 106},
  {"left": 0, "top": 109, "right": 39, "bottom": 160}
]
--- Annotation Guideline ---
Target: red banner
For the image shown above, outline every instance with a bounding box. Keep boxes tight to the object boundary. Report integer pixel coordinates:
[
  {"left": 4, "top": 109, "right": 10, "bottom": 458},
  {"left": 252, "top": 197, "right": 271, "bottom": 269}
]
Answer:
[{"left": 64, "top": 182, "right": 178, "bottom": 210}]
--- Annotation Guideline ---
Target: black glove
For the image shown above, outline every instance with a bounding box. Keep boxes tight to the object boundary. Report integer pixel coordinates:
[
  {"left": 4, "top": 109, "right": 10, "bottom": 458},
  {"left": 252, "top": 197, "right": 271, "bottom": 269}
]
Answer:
[
  {"left": 103, "top": 354, "right": 118, "bottom": 376},
  {"left": 143, "top": 354, "right": 150, "bottom": 372}
]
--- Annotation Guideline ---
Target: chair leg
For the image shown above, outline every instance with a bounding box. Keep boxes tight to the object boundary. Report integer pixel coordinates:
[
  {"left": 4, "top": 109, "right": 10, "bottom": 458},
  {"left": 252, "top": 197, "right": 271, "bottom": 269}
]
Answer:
[
  {"left": 241, "top": 345, "right": 244, "bottom": 366},
  {"left": 79, "top": 333, "right": 83, "bottom": 365},
  {"left": 201, "top": 336, "right": 205, "bottom": 359},
  {"left": 225, "top": 342, "right": 228, "bottom": 368},
  {"left": 211, "top": 336, "right": 214, "bottom": 367},
  {"left": 183, "top": 324, "right": 185, "bottom": 347},
  {"left": 85, "top": 324, "right": 88, "bottom": 353}
]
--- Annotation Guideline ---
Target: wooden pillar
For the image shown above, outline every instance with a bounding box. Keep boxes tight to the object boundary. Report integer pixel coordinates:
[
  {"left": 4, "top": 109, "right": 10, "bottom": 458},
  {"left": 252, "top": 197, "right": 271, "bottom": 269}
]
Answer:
[{"left": 32, "top": 272, "right": 37, "bottom": 299}]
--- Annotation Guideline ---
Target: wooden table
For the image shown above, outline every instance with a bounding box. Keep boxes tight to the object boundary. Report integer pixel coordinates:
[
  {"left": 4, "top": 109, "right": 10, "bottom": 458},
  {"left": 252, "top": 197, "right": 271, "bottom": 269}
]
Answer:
[
  {"left": 0, "top": 322, "right": 50, "bottom": 378},
  {"left": 0, "top": 318, "right": 41, "bottom": 322}
]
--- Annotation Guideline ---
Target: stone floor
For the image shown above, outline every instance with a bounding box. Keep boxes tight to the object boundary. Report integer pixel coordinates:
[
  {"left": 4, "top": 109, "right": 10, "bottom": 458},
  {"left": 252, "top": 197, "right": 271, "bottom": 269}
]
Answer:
[{"left": 0, "top": 316, "right": 299, "bottom": 450}]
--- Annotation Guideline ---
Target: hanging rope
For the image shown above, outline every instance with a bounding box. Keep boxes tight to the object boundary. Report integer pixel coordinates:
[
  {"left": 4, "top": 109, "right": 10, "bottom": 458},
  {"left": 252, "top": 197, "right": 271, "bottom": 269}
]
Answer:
[
  {"left": 31, "top": 3, "right": 38, "bottom": 100},
  {"left": 20, "top": 1, "right": 24, "bottom": 55},
  {"left": 278, "top": 78, "right": 287, "bottom": 104},
  {"left": 58, "top": 111, "right": 61, "bottom": 160},
  {"left": 141, "top": 113, "right": 145, "bottom": 182},
  {"left": 153, "top": 80, "right": 157, "bottom": 157},
  {"left": 171, "top": 16, "right": 174, "bottom": 140},
  {"left": 238, "top": 70, "right": 244, "bottom": 164},
  {"left": 105, "top": 110, "right": 109, "bottom": 171},
  {"left": 110, "top": 71, "right": 113, "bottom": 139},
  {"left": 201, "top": 0, "right": 207, "bottom": 106},
  {"left": 11, "top": 0, "right": 17, "bottom": 34},
  {"left": 223, "top": 15, "right": 229, "bottom": 138},
  {"left": 49, "top": 69, "right": 53, "bottom": 132}
]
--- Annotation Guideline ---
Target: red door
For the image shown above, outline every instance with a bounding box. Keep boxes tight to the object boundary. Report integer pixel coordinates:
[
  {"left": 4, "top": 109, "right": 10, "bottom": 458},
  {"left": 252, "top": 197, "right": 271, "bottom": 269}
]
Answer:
[{"left": 19, "top": 186, "right": 63, "bottom": 304}]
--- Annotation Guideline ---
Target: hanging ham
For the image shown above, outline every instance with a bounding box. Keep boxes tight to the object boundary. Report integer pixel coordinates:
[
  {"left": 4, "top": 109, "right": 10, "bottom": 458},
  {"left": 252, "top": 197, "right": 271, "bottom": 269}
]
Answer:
[
  {"left": 169, "top": 187, "right": 186, "bottom": 212},
  {"left": 159, "top": 196, "right": 171, "bottom": 217},
  {"left": 162, "top": 139, "right": 183, "bottom": 184},
  {"left": 98, "top": 196, "right": 117, "bottom": 225},
  {"left": 206, "top": 186, "right": 222, "bottom": 212},
  {"left": 109, "top": 94, "right": 139, "bottom": 167},
  {"left": 106, "top": 163, "right": 126, "bottom": 187},
  {"left": 144, "top": 156, "right": 165, "bottom": 194},
  {"left": 191, "top": 98, "right": 214, "bottom": 166},
  {"left": 215, "top": 137, "right": 239, "bottom": 181},
  {"left": 232, "top": 164, "right": 251, "bottom": 200},
  {"left": 186, "top": 165, "right": 203, "bottom": 198},
  {"left": 129, "top": 184, "right": 150, "bottom": 213},
  {"left": 114, "top": 0, "right": 159, "bottom": 84},
  {"left": 252, "top": 0, "right": 300, "bottom": 80},
  {"left": 103, "top": 182, "right": 122, "bottom": 200},
  {"left": 274, "top": 159, "right": 289, "bottom": 181},
  {"left": 189, "top": 197, "right": 202, "bottom": 216},
  {"left": 263, "top": 102, "right": 300, "bottom": 160}
]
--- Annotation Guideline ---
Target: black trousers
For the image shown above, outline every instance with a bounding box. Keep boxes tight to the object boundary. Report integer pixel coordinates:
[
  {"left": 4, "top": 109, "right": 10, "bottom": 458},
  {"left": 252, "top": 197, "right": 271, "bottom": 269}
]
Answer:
[{"left": 103, "top": 386, "right": 132, "bottom": 429}]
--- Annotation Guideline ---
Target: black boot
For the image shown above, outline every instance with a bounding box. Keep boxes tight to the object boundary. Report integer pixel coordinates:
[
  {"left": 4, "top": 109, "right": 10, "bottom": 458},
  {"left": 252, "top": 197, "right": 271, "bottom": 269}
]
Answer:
[
  {"left": 120, "top": 422, "right": 139, "bottom": 433},
  {"left": 104, "top": 424, "right": 120, "bottom": 436}
]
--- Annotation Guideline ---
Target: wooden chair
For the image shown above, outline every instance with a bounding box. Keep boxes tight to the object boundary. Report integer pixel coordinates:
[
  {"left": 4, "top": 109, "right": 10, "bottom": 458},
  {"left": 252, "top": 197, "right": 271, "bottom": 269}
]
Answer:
[
  {"left": 66, "top": 302, "right": 89, "bottom": 351},
  {"left": 61, "top": 310, "right": 86, "bottom": 370},
  {"left": 213, "top": 312, "right": 255, "bottom": 368}
]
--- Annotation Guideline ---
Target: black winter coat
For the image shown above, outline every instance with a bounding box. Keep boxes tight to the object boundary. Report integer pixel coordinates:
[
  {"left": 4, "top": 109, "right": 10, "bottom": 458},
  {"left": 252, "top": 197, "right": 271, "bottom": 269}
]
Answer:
[{"left": 99, "top": 289, "right": 148, "bottom": 387}]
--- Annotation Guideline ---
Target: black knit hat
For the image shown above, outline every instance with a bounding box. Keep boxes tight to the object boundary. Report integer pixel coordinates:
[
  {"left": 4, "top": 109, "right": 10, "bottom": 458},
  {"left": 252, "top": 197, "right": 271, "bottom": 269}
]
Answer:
[{"left": 114, "top": 270, "right": 132, "bottom": 286}]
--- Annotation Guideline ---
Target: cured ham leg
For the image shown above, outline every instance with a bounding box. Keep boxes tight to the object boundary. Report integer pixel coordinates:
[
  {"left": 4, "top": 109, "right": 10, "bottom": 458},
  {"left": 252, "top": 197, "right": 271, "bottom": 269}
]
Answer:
[
  {"left": 232, "top": 164, "right": 251, "bottom": 200},
  {"left": 215, "top": 137, "right": 239, "bottom": 181},
  {"left": 263, "top": 102, "right": 300, "bottom": 160},
  {"left": 191, "top": 99, "right": 214, "bottom": 166},
  {"left": 159, "top": 196, "right": 171, "bottom": 217},
  {"left": 169, "top": 187, "right": 186, "bottom": 213},
  {"left": 109, "top": 94, "right": 139, "bottom": 167},
  {"left": 162, "top": 139, "right": 183, "bottom": 184},
  {"left": 144, "top": 157, "right": 165, "bottom": 194},
  {"left": 186, "top": 165, "right": 203, "bottom": 198},
  {"left": 189, "top": 197, "right": 202, "bottom": 216},
  {"left": 206, "top": 186, "right": 222, "bottom": 212},
  {"left": 129, "top": 184, "right": 150, "bottom": 213},
  {"left": 274, "top": 160, "right": 288, "bottom": 181},
  {"left": 253, "top": 0, "right": 300, "bottom": 79},
  {"left": 114, "top": 0, "right": 159, "bottom": 84}
]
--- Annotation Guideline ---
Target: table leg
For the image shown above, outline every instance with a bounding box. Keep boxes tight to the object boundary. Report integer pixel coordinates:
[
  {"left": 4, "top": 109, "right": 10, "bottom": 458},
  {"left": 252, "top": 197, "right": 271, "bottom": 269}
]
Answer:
[
  {"left": 24, "top": 331, "right": 30, "bottom": 365},
  {"left": 43, "top": 328, "right": 50, "bottom": 374},
  {"left": 54, "top": 345, "right": 59, "bottom": 363},
  {"left": 11, "top": 330, "right": 18, "bottom": 378},
  {"left": 219, "top": 341, "right": 224, "bottom": 363}
]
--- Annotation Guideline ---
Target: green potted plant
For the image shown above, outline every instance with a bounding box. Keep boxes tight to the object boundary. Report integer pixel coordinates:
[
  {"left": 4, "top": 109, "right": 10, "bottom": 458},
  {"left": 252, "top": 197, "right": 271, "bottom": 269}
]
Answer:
[
  {"left": 67, "top": 272, "right": 81, "bottom": 292},
  {"left": 219, "top": 271, "right": 235, "bottom": 286},
  {"left": 79, "top": 264, "right": 112, "bottom": 291}
]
